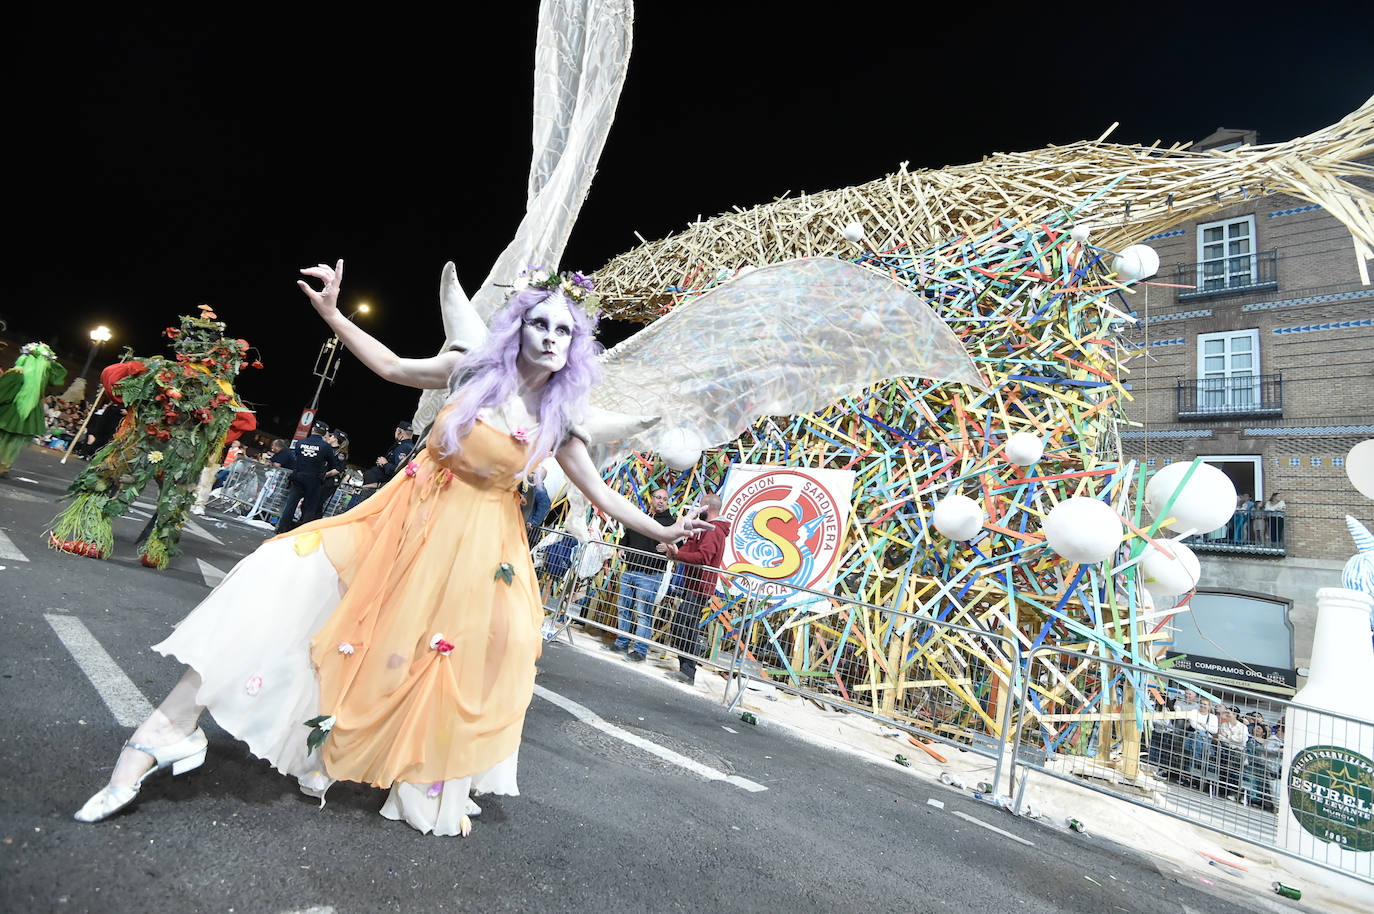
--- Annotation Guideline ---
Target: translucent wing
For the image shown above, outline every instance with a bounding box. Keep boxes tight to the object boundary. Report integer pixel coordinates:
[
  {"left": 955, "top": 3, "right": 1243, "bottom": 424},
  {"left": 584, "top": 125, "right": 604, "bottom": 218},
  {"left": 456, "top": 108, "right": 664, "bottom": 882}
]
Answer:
[{"left": 587, "top": 257, "right": 986, "bottom": 468}]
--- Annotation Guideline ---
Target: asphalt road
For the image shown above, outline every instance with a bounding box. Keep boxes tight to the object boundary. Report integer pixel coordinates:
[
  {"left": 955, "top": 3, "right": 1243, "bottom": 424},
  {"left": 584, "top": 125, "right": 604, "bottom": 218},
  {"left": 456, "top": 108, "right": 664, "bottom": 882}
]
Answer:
[{"left": 0, "top": 446, "right": 1278, "bottom": 913}]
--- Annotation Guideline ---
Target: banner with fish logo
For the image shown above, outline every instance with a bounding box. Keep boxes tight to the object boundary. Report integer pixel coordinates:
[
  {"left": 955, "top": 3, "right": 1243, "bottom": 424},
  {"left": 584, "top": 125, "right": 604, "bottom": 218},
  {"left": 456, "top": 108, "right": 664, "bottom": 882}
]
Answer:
[{"left": 717, "top": 465, "right": 856, "bottom": 598}]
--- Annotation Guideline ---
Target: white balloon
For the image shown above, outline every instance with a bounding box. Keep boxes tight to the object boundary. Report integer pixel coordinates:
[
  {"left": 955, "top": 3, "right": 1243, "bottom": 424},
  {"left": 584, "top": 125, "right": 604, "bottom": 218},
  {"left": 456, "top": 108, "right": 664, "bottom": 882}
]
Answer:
[
  {"left": 1145, "top": 462, "right": 1236, "bottom": 535},
  {"left": 656, "top": 427, "right": 707, "bottom": 471},
  {"left": 1112, "top": 244, "right": 1160, "bottom": 283},
  {"left": 931, "top": 494, "right": 984, "bottom": 541},
  {"left": 1043, "top": 497, "right": 1123, "bottom": 564},
  {"left": 1140, "top": 541, "right": 1202, "bottom": 597},
  {"left": 1346, "top": 439, "right": 1374, "bottom": 500},
  {"left": 1069, "top": 223, "right": 1091, "bottom": 243},
  {"left": 1004, "top": 432, "right": 1045, "bottom": 466},
  {"left": 842, "top": 222, "right": 866, "bottom": 244}
]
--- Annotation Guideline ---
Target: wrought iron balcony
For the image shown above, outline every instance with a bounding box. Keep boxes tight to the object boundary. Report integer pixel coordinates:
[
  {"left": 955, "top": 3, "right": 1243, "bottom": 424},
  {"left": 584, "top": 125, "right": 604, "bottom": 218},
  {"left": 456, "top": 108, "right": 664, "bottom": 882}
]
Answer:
[
  {"left": 1183, "top": 507, "right": 1285, "bottom": 556},
  {"left": 1177, "top": 373, "right": 1282, "bottom": 420},
  {"left": 1177, "top": 250, "right": 1278, "bottom": 300}
]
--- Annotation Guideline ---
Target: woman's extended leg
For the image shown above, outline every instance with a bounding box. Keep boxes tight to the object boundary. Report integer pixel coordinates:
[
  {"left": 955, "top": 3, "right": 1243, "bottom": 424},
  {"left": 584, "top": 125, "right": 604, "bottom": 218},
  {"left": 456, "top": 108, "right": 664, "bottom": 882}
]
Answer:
[{"left": 75, "top": 668, "right": 208, "bottom": 822}]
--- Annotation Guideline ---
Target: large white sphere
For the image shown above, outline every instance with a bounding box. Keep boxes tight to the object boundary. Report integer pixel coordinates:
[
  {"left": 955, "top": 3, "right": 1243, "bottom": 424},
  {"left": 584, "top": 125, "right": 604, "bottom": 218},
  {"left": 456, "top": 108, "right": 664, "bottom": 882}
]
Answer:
[
  {"left": 1004, "top": 432, "right": 1045, "bottom": 467},
  {"left": 931, "top": 494, "right": 984, "bottom": 541},
  {"left": 1145, "top": 462, "right": 1236, "bottom": 535},
  {"left": 842, "top": 222, "right": 866, "bottom": 244},
  {"left": 1043, "top": 497, "right": 1123, "bottom": 564},
  {"left": 1069, "top": 223, "right": 1091, "bottom": 243},
  {"left": 656, "top": 427, "right": 706, "bottom": 471},
  {"left": 1346, "top": 439, "right": 1374, "bottom": 500},
  {"left": 1140, "top": 541, "right": 1202, "bottom": 597},
  {"left": 1113, "top": 244, "right": 1160, "bottom": 283}
]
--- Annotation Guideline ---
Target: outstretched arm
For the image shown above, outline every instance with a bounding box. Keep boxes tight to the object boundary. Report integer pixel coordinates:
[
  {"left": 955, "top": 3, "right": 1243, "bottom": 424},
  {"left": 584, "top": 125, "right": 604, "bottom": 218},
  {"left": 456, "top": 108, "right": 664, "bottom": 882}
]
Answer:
[
  {"left": 556, "top": 436, "right": 709, "bottom": 543},
  {"left": 298, "top": 259, "right": 464, "bottom": 390}
]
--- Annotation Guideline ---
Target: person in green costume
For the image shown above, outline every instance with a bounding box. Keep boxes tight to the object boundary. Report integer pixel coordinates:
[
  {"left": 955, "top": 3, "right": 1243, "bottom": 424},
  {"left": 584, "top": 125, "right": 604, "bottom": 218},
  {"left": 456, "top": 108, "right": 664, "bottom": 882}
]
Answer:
[
  {"left": 48, "top": 305, "right": 258, "bottom": 567},
  {"left": 0, "top": 342, "right": 68, "bottom": 475}
]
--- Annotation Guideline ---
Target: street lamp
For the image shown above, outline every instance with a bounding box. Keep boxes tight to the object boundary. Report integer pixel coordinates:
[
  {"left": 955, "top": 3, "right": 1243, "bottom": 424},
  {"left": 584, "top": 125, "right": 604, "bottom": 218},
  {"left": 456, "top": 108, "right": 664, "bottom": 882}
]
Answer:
[
  {"left": 79, "top": 324, "right": 113, "bottom": 386},
  {"left": 304, "top": 303, "right": 371, "bottom": 419}
]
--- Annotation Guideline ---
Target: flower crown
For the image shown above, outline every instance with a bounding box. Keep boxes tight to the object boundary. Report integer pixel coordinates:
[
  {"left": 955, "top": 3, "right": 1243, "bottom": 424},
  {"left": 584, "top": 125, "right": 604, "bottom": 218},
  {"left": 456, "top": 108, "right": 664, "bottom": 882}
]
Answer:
[
  {"left": 511, "top": 267, "right": 601, "bottom": 317},
  {"left": 20, "top": 342, "right": 57, "bottom": 361}
]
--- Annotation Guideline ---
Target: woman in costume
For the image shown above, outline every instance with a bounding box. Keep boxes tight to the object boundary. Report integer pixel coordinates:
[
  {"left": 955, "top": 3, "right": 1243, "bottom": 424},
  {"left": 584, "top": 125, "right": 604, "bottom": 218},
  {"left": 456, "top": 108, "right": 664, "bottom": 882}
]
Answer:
[
  {"left": 74, "top": 259, "right": 707, "bottom": 836},
  {"left": 0, "top": 342, "right": 67, "bottom": 475}
]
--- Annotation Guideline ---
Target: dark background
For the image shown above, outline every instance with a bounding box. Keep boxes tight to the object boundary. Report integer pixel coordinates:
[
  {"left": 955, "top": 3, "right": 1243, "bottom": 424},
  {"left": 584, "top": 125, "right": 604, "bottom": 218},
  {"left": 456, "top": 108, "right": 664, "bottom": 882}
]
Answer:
[{"left": 5, "top": 4, "right": 1369, "bottom": 455}]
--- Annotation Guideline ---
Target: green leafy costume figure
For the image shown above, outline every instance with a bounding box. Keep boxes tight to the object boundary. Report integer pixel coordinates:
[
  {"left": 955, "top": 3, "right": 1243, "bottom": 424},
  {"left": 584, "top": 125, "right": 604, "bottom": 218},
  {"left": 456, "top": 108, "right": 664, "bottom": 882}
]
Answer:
[
  {"left": 49, "top": 305, "right": 258, "bottom": 568},
  {"left": 0, "top": 342, "right": 68, "bottom": 475}
]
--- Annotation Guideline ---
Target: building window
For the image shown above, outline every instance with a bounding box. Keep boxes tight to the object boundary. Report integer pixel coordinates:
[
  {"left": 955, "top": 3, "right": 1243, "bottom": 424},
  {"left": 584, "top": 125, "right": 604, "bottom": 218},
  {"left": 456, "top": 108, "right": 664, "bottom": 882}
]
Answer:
[
  {"left": 1197, "top": 215, "right": 1256, "bottom": 291},
  {"left": 1335, "top": 456, "right": 1346, "bottom": 467},
  {"left": 1311, "top": 457, "right": 1322, "bottom": 467},
  {"left": 1289, "top": 457, "right": 1301, "bottom": 467},
  {"left": 1147, "top": 458, "right": 1156, "bottom": 467},
  {"left": 1196, "top": 329, "right": 1261, "bottom": 412}
]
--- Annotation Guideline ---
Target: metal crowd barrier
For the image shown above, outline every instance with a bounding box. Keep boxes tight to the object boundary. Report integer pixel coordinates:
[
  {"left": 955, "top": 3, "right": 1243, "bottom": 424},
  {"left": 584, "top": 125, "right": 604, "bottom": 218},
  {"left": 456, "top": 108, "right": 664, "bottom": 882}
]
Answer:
[
  {"left": 206, "top": 459, "right": 368, "bottom": 524},
  {"left": 528, "top": 528, "right": 1022, "bottom": 796},
  {"left": 1010, "top": 645, "right": 1374, "bottom": 884}
]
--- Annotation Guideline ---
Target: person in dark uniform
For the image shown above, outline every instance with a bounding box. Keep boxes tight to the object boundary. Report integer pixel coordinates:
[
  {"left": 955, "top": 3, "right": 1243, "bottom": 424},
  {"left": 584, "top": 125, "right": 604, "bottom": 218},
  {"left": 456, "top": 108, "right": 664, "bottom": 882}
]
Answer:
[
  {"left": 268, "top": 438, "right": 294, "bottom": 469},
  {"left": 357, "top": 420, "right": 416, "bottom": 500},
  {"left": 274, "top": 422, "right": 336, "bottom": 534},
  {"left": 319, "top": 429, "right": 349, "bottom": 515}
]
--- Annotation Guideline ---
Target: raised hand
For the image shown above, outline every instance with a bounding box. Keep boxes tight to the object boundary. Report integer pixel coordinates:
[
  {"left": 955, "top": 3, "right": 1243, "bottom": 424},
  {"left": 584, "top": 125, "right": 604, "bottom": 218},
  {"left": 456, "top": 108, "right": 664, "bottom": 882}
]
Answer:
[{"left": 297, "top": 259, "right": 345, "bottom": 322}]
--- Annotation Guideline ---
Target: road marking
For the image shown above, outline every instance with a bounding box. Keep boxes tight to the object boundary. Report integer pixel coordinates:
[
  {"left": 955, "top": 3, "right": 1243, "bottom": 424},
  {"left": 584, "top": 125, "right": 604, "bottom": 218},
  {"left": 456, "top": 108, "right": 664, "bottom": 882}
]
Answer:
[
  {"left": 44, "top": 613, "right": 154, "bottom": 726},
  {"left": 0, "top": 529, "right": 29, "bottom": 561},
  {"left": 182, "top": 518, "right": 222, "bottom": 544},
  {"left": 927, "top": 798, "right": 945, "bottom": 809},
  {"left": 533, "top": 684, "right": 767, "bottom": 792},
  {"left": 0, "top": 488, "right": 45, "bottom": 503},
  {"left": 16, "top": 477, "right": 40, "bottom": 484},
  {"left": 197, "top": 558, "right": 226, "bottom": 587},
  {"left": 950, "top": 810, "right": 1034, "bottom": 846}
]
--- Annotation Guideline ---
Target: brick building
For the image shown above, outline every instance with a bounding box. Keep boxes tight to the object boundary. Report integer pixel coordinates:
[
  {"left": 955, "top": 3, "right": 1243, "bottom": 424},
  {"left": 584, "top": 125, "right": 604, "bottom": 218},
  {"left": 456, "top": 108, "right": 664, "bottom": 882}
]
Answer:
[{"left": 1119, "top": 130, "right": 1374, "bottom": 690}]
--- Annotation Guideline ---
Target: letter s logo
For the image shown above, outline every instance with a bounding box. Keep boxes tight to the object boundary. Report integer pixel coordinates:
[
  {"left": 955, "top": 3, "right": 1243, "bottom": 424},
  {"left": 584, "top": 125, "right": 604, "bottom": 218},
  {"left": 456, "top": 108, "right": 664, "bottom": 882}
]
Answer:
[{"left": 727, "top": 506, "right": 802, "bottom": 580}]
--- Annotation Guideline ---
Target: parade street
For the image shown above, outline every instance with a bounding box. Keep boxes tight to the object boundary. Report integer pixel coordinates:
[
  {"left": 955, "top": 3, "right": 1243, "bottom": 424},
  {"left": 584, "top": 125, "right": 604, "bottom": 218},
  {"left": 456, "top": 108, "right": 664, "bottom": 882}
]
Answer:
[{"left": 1, "top": 448, "right": 1267, "bottom": 914}]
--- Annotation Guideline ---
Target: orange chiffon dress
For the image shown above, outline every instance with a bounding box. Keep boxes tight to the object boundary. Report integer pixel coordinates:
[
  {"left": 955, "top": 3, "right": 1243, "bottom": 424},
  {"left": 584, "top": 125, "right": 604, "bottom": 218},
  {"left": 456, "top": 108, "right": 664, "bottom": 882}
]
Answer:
[{"left": 155, "top": 406, "right": 544, "bottom": 835}]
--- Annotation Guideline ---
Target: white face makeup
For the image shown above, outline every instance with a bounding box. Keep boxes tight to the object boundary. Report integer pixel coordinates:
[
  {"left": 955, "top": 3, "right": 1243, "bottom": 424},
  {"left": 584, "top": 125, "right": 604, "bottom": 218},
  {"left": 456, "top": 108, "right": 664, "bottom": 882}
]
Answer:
[{"left": 518, "top": 298, "right": 575, "bottom": 376}]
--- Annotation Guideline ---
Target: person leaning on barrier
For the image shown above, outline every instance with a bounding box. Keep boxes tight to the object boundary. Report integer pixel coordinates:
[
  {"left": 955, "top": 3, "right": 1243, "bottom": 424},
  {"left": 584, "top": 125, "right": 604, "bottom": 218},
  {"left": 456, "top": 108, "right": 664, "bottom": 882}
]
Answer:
[
  {"left": 605, "top": 487, "right": 674, "bottom": 662},
  {"left": 1184, "top": 697, "right": 1218, "bottom": 788},
  {"left": 658, "top": 492, "right": 729, "bottom": 686},
  {"left": 268, "top": 438, "right": 294, "bottom": 469},
  {"left": 1215, "top": 705, "right": 1248, "bottom": 800}
]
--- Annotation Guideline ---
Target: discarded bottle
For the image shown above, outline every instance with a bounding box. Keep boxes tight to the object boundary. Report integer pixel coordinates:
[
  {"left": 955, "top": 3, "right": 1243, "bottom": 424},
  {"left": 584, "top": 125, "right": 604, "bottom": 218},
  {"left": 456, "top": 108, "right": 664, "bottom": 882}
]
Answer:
[
  {"left": 895, "top": 753, "right": 911, "bottom": 767},
  {"left": 1065, "top": 817, "right": 1085, "bottom": 833},
  {"left": 976, "top": 781, "right": 994, "bottom": 794},
  {"left": 1271, "top": 882, "right": 1301, "bottom": 900},
  {"left": 740, "top": 711, "right": 757, "bottom": 725},
  {"left": 939, "top": 772, "right": 966, "bottom": 789}
]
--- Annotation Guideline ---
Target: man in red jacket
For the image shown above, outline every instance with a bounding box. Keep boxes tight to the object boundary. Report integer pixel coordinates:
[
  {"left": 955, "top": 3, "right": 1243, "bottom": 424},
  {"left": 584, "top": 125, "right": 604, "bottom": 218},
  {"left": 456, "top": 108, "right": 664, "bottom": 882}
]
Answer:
[{"left": 661, "top": 493, "right": 729, "bottom": 685}]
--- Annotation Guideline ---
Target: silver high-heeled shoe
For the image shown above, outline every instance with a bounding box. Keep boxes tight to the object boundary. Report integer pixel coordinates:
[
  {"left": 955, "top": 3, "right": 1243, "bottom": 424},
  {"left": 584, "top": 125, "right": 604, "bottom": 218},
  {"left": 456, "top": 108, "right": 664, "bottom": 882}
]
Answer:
[{"left": 74, "top": 728, "right": 209, "bottom": 823}]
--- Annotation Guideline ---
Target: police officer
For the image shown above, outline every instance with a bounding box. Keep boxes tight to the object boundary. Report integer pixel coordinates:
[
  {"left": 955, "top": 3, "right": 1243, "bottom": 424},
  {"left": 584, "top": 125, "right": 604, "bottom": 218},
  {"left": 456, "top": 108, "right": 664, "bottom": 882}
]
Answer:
[
  {"left": 362, "top": 420, "right": 416, "bottom": 489},
  {"left": 275, "top": 421, "right": 336, "bottom": 534},
  {"left": 319, "top": 428, "right": 350, "bottom": 515}
]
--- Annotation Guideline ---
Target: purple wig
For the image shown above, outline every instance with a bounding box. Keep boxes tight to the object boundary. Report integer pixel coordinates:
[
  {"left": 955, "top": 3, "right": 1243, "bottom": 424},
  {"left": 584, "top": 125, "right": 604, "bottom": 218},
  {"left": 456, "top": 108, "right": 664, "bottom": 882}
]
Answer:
[{"left": 438, "top": 288, "right": 602, "bottom": 478}]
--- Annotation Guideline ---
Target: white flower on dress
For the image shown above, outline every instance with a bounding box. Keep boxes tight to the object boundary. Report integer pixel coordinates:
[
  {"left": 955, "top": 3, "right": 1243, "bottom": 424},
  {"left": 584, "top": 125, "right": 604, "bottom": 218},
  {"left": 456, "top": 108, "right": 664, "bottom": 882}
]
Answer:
[
  {"left": 531, "top": 269, "right": 549, "bottom": 284},
  {"left": 318, "top": 715, "right": 336, "bottom": 732},
  {"left": 245, "top": 675, "right": 263, "bottom": 696},
  {"left": 512, "top": 274, "right": 530, "bottom": 291},
  {"left": 338, "top": 642, "right": 354, "bottom": 655},
  {"left": 429, "top": 633, "right": 445, "bottom": 650}
]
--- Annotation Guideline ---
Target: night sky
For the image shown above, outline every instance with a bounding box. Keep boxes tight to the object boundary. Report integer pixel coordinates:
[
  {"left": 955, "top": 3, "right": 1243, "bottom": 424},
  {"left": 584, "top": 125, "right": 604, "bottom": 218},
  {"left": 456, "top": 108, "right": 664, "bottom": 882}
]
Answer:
[{"left": 6, "top": 5, "right": 1370, "bottom": 457}]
